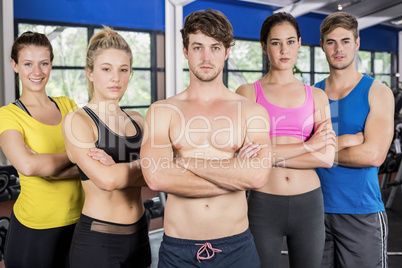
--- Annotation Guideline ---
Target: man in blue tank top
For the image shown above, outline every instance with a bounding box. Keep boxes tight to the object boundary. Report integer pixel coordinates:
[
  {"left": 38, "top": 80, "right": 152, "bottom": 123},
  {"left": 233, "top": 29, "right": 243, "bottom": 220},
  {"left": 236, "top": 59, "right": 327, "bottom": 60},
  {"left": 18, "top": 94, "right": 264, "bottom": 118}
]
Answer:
[{"left": 315, "top": 12, "right": 394, "bottom": 268}]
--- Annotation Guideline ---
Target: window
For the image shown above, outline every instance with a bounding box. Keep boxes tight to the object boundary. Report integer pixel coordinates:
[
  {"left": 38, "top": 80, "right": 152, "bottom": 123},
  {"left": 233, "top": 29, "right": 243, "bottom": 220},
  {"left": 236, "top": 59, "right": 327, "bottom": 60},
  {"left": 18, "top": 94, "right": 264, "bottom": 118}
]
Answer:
[{"left": 16, "top": 21, "right": 161, "bottom": 117}]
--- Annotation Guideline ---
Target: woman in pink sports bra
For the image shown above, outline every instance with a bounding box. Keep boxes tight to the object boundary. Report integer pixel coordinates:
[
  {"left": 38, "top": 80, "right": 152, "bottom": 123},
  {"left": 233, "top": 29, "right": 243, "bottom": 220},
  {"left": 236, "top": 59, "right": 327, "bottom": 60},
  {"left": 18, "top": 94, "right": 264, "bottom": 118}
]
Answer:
[{"left": 236, "top": 12, "right": 336, "bottom": 268}]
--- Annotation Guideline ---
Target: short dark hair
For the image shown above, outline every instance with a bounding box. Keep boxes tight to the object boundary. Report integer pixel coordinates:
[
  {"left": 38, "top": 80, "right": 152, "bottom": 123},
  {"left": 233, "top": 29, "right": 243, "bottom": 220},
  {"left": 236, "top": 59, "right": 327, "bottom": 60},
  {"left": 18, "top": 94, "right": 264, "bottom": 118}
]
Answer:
[
  {"left": 260, "top": 12, "right": 301, "bottom": 45},
  {"left": 320, "top": 12, "right": 359, "bottom": 42},
  {"left": 11, "top": 31, "right": 54, "bottom": 63},
  {"left": 180, "top": 8, "right": 235, "bottom": 49}
]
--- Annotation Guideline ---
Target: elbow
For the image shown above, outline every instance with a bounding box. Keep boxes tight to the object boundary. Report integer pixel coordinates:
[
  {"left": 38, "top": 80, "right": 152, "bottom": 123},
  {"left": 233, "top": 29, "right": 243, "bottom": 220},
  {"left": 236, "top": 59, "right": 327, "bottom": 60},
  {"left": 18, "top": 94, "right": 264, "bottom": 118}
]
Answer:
[
  {"left": 368, "top": 153, "right": 386, "bottom": 168},
  {"left": 250, "top": 169, "right": 270, "bottom": 189},
  {"left": 143, "top": 172, "right": 163, "bottom": 192},
  {"left": 97, "top": 178, "right": 118, "bottom": 191},
  {"left": 18, "top": 163, "right": 38, "bottom": 177}
]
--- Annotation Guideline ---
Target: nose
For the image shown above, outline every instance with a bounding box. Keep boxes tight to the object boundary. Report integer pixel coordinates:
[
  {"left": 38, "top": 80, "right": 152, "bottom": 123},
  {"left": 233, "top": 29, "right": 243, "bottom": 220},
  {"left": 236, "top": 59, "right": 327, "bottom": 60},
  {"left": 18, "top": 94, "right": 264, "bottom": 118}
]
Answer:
[
  {"left": 33, "top": 64, "right": 41, "bottom": 75},
  {"left": 280, "top": 43, "right": 288, "bottom": 54},
  {"left": 335, "top": 43, "right": 343, "bottom": 53},
  {"left": 202, "top": 49, "right": 211, "bottom": 61},
  {"left": 111, "top": 70, "right": 120, "bottom": 82}
]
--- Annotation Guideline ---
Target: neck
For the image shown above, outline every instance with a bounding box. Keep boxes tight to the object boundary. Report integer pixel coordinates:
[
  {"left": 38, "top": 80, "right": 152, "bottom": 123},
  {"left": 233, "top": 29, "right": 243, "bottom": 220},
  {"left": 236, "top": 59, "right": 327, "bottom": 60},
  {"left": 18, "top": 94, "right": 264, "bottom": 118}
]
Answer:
[
  {"left": 87, "top": 98, "right": 121, "bottom": 116},
  {"left": 327, "top": 66, "right": 362, "bottom": 88},
  {"left": 264, "top": 69, "right": 298, "bottom": 85},
  {"left": 19, "top": 90, "right": 49, "bottom": 106},
  {"left": 186, "top": 75, "right": 228, "bottom": 101}
]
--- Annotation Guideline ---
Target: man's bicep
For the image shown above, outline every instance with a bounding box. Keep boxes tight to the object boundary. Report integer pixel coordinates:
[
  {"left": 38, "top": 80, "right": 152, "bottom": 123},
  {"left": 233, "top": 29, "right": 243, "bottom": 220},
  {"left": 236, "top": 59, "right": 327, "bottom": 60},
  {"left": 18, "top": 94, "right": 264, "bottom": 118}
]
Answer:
[
  {"left": 364, "top": 88, "right": 394, "bottom": 149},
  {"left": 245, "top": 106, "right": 271, "bottom": 150}
]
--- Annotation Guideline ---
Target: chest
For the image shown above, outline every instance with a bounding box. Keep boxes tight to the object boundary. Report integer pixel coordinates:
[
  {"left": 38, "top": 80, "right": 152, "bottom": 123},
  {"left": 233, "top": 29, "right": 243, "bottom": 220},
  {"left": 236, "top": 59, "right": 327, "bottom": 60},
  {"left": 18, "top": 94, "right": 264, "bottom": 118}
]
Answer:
[{"left": 169, "top": 104, "right": 245, "bottom": 154}]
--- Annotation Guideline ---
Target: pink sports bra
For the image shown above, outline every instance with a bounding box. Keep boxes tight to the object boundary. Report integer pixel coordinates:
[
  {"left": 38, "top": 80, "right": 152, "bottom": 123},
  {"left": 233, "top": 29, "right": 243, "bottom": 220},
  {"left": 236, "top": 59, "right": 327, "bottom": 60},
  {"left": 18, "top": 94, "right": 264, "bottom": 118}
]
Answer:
[{"left": 254, "top": 81, "right": 314, "bottom": 141}]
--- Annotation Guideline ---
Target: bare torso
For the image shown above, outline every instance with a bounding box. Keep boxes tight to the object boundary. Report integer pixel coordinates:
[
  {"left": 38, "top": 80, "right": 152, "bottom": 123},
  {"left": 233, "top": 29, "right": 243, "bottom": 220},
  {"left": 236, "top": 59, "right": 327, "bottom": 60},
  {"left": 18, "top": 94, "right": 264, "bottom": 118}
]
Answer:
[{"left": 162, "top": 94, "right": 251, "bottom": 239}]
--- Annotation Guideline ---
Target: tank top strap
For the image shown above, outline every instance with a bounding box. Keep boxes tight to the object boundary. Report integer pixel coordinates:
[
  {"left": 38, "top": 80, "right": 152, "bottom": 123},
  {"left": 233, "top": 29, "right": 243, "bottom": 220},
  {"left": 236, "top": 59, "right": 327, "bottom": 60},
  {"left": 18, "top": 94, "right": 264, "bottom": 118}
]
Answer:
[
  {"left": 254, "top": 80, "right": 265, "bottom": 102},
  {"left": 304, "top": 84, "right": 314, "bottom": 107},
  {"left": 82, "top": 106, "right": 101, "bottom": 127},
  {"left": 121, "top": 109, "right": 142, "bottom": 134}
]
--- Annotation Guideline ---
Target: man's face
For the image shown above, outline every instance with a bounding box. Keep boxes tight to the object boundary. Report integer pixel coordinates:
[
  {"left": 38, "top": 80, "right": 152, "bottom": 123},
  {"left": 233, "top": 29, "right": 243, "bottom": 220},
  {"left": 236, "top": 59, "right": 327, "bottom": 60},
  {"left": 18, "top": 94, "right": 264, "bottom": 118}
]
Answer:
[
  {"left": 321, "top": 27, "right": 359, "bottom": 71},
  {"left": 184, "top": 32, "right": 230, "bottom": 82}
]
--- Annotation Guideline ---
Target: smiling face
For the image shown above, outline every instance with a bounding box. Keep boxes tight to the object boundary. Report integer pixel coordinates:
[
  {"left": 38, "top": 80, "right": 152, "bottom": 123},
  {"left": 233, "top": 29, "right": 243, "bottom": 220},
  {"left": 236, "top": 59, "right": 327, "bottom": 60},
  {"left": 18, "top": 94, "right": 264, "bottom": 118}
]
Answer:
[
  {"left": 321, "top": 27, "right": 359, "bottom": 71},
  {"left": 263, "top": 22, "right": 301, "bottom": 71},
  {"left": 184, "top": 32, "right": 230, "bottom": 83},
  {"left": 12, "top": 45, "right": 52, "bottom": 93},
  {"left": 87, "top": 48, "right": 131, "bottom": 101}
]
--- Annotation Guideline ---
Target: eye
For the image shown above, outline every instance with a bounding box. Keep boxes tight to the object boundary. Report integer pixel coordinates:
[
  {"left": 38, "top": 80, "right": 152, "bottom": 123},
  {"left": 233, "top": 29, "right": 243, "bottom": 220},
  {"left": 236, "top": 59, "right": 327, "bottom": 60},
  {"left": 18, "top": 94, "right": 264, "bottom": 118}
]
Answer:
[
  {"left": 194, "top": 47, "right": 201, "bottom": 51},
  {"left": 271, "top": 42, "right": 280, "bottom": 46},
  {"left": 121, "top": 68, "right": 129, "bottom": 73},
  {"left": 41, "top": 62, "right": 49, "bottom": 66},
  {"left": 213, "top": 46, "right": 220, "bottom": 51},
  {"left": 288, "top": 40, "right": 295, "bottom": 45},
  {"left": 24, "top": 63, "right": 32, "bottom": 67},
  {"left": 102, "top": 68, "right": 110, "bottom": 72}
]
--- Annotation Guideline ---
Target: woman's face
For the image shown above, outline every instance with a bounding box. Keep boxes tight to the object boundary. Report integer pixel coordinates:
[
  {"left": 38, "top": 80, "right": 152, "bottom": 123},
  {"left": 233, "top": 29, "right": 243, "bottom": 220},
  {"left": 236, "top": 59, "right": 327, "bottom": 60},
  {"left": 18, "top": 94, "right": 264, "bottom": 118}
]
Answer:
[
  {"left": 263, "top": 22, "right": 301, "bottom": 71},
  {"left": 87, "top": 48, "right": 131, "bottom": 102},
  {"left": 12, "top": 45, "right": 52, "bottom": 93}
]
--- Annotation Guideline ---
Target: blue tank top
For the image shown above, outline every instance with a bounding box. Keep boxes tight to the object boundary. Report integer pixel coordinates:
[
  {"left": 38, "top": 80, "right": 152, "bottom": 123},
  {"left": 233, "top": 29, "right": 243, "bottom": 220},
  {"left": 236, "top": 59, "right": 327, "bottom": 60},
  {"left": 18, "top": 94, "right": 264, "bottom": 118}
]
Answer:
[
  {"left": 315, "top": 75, "right": 385, "bottom": 214},
  {"left": 78, "top": 106, "right": 143, "bottom": 181}
]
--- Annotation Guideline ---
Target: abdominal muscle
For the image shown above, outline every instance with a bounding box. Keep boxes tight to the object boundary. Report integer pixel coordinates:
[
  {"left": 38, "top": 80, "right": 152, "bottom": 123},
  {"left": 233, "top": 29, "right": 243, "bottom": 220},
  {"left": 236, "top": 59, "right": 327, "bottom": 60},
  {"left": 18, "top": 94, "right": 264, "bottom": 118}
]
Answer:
[
  {"left": 164, "top": 191, "right": 249, "bottom": 240},
  {"left": 257, "top": 135, "right": 321, "bottom": 196},
  {"left": 81, "top": 182, "right": 145, "bottom": 224}
]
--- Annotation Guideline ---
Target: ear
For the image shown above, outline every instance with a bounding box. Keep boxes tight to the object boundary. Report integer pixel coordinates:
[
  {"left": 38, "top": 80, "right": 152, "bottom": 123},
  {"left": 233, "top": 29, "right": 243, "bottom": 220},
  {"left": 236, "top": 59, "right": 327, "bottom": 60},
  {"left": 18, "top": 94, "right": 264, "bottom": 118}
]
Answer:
[
  {"left": 86, "top": 69, "right": 94, "bottom": 82},
  {"left": 320, "top": 39, "right": 324, "bottom": 51},
  {"left": 224, "top": 46, "right": 231, "bottom": 60},
  {"left": 298, "top": 37, "right": 302, "bottom": 50},
  {"left": 261, "top": 42, "right": 268, "bottom": 55},
  {"left": 11, "top": 60, "right": 18, "bottom": 73},
  {"left": 183, "top": 46, "right": 189, "bottom": 60},
  {"left": 355, "top": 36, "right": 360, "bottom": 51}
]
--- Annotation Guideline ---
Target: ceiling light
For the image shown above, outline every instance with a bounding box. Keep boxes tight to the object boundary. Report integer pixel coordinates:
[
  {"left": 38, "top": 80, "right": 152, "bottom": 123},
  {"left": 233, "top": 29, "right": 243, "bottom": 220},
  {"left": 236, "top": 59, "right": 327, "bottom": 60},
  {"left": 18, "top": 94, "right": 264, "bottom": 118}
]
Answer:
[
  {"left": 338, "top": 4, "right": 343, "bottom": 10},
  {"left": 390, "top": 19, "right": 402, "bottom": 25}
]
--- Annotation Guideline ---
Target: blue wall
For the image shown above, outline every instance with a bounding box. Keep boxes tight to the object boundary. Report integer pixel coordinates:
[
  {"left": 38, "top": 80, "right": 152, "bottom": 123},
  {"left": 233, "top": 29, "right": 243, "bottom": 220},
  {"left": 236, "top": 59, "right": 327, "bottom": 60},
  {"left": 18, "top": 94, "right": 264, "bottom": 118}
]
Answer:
[
  {"left": 14, "top": 0, "right": 165, "bottom": 31},
  {"left": 184, "top": 0, "right": 399, "bottom": 52},
  {"left": 14, "top": 0, "right": 399, "bottom": 52}
]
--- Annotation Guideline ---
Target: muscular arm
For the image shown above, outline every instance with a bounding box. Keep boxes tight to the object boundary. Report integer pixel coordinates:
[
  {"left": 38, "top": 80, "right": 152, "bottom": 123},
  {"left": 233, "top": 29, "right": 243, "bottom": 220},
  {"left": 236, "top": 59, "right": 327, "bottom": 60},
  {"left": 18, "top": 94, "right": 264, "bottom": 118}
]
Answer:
[
  {"left": 63, "top": 111, "right": 146, "bottom": 191},
  {"left": 0, "top": 130, "right": 71, "bottom": 177},
  {"left": 336, "top": 82, "right": 394, "bottom": 167},
  {"left": 177, "top": 103, "right": 271, "bottom": 191},
  {"left": 280, "top": 88, "right": 336, "bottom": 169},
  {"left": 140, "top": 102, "right": 231, "bottom": 198}
]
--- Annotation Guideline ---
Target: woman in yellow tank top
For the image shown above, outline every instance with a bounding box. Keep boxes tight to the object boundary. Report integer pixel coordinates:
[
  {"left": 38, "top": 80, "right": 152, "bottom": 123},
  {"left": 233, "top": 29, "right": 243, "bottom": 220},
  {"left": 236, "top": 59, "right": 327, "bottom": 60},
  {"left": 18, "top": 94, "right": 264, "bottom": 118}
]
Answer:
[{"left": 0, "top": 32, "right": 84, "bottom": 267}]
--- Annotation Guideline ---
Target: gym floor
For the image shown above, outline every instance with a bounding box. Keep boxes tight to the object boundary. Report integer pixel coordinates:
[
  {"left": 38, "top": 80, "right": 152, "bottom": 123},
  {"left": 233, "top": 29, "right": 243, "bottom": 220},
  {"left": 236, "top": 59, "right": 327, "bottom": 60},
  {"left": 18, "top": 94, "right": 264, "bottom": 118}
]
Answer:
[{"left": 1, "top": 185, "right": 402, "bottom": 267}]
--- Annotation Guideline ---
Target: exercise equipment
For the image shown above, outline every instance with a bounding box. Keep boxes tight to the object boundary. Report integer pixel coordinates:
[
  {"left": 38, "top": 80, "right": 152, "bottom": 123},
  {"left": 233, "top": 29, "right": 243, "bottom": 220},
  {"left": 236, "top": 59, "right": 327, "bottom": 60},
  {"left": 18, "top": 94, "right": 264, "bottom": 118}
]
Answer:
[
  {"left": 0, "top": 217, "right": 10, "bottom": 262},
  {"left": 0, "top": 172, "right": 9, "bottom": 193}
]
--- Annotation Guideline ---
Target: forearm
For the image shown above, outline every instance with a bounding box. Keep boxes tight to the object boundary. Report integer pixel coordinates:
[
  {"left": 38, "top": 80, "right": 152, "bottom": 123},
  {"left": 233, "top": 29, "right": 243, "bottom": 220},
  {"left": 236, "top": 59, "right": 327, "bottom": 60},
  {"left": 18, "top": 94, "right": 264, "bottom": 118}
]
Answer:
[
  {"left": 336, "top": 144, "right": 385, "bottom": 168},
  {"left": 50, "top": 164, "right": 79, "bottom": 179},
  {"left": 272, "top": 143, "right": 310, "bottom": 164},
  {"left": 281, "top": 145, "right": 335, "bottom": 169},
  {"left": 183, "top": 157, "right": 270, "bottom": 191},
  {"left": 23, "top": 152, "right": 72, "bottom": 177},
  {"left": 143, "top": 162, "right": 231, "bottom": 198}
]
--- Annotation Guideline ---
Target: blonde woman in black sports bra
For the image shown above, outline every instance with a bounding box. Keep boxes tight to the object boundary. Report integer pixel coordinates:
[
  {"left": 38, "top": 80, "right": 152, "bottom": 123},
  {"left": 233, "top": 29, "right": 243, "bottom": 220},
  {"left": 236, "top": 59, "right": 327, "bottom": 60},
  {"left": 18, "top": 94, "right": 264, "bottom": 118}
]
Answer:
[{"left": 62, "top": 27, "right": 151, "bottom": 268}]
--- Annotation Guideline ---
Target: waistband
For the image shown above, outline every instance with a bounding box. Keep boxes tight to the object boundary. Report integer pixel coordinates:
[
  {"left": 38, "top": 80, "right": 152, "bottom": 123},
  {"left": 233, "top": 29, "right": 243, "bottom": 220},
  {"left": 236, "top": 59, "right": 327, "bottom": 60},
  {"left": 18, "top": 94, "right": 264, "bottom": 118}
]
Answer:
[
  {"left": 162, "top": 228, "right": 253, "bottom": 247},
  {"left": 249, "top": 187, "right": 322, "bottom": 201},
  {"left": 78, "top": 213, "right": 147, "bottom": 235}
]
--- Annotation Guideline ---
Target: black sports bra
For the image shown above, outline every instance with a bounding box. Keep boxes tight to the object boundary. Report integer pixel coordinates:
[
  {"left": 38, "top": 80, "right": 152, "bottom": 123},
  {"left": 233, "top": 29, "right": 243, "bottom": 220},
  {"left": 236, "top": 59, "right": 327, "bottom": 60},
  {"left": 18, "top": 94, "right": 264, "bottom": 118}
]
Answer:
[{"left": 78, "top": 106, "right": 143, "bottom": 181}]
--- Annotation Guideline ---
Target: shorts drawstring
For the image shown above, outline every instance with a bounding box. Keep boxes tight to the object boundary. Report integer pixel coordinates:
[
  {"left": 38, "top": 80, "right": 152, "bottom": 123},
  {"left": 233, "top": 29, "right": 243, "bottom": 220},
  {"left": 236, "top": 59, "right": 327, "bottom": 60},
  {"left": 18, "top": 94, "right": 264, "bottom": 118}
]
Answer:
[{"left": 195, "top": 242, "right": 222, "bottom": 263}]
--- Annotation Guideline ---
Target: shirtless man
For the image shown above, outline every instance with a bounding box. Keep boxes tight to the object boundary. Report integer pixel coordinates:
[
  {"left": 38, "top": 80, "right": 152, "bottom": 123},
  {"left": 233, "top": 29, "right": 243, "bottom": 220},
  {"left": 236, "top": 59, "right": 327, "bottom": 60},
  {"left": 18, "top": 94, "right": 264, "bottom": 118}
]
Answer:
[{"left": 140, "top": 9, "right": 271, "bottom": 268}]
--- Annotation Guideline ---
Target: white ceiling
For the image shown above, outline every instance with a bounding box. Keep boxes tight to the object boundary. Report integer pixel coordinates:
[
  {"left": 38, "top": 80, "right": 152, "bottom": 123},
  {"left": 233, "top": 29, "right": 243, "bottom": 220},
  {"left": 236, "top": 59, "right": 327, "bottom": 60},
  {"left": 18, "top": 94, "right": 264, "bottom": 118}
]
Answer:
[{"left": 237, "top": 0, "right": 402, "bottom": 30}]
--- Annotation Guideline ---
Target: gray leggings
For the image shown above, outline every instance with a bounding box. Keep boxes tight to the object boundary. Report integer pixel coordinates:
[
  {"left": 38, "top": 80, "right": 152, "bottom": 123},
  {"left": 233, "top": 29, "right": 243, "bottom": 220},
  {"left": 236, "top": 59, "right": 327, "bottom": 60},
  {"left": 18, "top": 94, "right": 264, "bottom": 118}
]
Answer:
[{"left": 248, "top": 188, "right": 325, "bottom": 268}]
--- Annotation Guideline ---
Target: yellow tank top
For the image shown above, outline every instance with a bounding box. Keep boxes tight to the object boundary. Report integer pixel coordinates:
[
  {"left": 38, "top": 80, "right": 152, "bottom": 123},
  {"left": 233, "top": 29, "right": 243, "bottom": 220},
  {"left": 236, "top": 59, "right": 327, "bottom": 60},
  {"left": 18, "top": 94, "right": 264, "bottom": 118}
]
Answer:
[{"left": 0, "top": 96, "right": 84, "bottom": 229}]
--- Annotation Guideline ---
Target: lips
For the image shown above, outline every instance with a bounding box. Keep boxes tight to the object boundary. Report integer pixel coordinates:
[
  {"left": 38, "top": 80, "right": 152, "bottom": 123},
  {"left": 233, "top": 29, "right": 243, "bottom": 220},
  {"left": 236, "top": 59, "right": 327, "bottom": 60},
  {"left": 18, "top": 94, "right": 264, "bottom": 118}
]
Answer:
[
  {"left": 29, "top": 78, "right": 44, "bottom": 83},
  {"left": 108, "top": 86, "right": 121, "bottom": 91}
]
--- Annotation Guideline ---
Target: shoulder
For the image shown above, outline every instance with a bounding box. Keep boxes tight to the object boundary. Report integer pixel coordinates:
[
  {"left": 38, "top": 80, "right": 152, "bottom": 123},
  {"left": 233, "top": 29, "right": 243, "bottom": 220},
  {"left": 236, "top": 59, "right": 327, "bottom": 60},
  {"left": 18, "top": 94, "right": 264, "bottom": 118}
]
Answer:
[
  {"left": 51, "top": 96, "right": 78, "bottom": 112},
  {"left": 369, "top": 79, "right": 394, "bottom": 105},
  {"left": 63, "top": 108, "right": 96, "bottom": 146},
  {"left": 124, "top": 110, "right": 145, "bottom": 128},
  {"left": 235, "top": 83, "right": 256, "bottom": 102},
  {"left": 311, "top": 86, "right": 329, "bottom": 102}
]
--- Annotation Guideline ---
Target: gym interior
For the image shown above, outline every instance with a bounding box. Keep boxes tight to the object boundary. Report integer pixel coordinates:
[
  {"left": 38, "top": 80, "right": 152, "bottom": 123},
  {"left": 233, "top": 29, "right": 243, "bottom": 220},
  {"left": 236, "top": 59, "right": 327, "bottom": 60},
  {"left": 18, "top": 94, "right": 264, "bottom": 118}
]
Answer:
[{"left": 0, "top": 0, "right": 402, "bottom": 267}]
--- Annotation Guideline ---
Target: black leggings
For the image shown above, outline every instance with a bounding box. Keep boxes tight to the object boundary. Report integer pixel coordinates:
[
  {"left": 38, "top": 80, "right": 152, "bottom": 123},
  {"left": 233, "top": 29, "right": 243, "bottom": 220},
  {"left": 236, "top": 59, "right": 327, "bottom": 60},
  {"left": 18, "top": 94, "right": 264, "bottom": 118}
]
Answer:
[
  {"left": 248, "top": 188, "right": 325, "bottom": 268},
  {"left": 4, "top": 211, "right": 75, "bottom": 268},
  {"left": 69, "top": 213, "right": 151, "bottom": 268}
]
